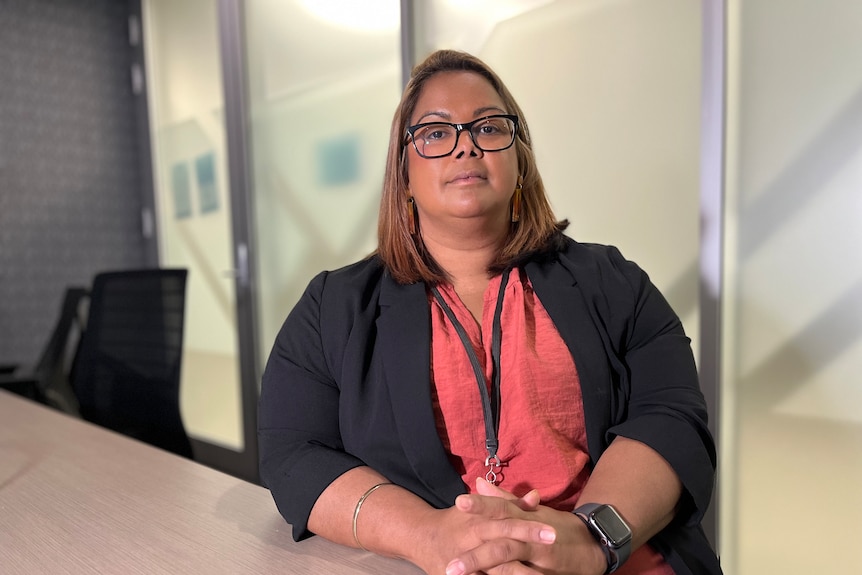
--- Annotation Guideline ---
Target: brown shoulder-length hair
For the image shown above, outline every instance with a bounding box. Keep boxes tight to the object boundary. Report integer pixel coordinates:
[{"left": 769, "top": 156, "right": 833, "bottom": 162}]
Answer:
[{"left": 376, "top": 49, "right": 567, "bottom": 285}]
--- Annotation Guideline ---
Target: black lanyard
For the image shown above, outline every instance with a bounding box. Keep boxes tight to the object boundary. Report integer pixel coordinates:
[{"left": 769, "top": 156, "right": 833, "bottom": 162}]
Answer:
[{"left": 431, "top": 268, "right": 511, "bottom": 484}]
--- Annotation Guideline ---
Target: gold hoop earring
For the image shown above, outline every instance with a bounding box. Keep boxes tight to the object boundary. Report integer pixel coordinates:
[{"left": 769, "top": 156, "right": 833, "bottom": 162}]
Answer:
[
  {"left": 511, "top": 181, "right": 523, "bottom": 223},
  {"left": 407, "top": 197, "right": 417, "bottom": 235}
]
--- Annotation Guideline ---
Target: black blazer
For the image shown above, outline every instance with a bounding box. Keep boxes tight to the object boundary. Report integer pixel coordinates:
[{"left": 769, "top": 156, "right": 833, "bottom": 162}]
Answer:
[{"left": 259, "top": 237, "right": 722, "bottom": 575}]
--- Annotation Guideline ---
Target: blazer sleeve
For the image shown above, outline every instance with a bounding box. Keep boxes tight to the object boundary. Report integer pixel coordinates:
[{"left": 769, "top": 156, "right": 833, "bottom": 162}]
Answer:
[
  {"left": 599, "top": 246, "right": 716, "bottom": 526},
  {"left": 258, "top": 271, "right": 365, "bottom": 540}
]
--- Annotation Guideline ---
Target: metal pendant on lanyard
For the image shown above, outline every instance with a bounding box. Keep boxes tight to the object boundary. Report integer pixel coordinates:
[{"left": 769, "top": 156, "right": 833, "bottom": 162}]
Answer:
[{"left": 431, "top": 268, "right": 511, "bottom": 485}]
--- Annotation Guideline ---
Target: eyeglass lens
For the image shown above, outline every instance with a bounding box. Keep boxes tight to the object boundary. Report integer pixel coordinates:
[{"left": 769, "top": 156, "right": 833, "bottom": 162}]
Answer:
[{"left": 411, "top": 116, "right": 515, "bottom": 158}]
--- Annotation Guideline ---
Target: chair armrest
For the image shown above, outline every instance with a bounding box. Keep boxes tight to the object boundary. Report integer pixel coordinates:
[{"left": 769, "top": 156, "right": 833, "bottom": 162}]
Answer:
[{"left": 0, "top": 363, "right": 19, "bottom": 375}]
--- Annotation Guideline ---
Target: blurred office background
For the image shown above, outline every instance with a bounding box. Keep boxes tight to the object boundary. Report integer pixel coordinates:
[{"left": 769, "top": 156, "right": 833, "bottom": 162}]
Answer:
[{"left": 1, "top": 0, "right": 860, "bottom": 573}]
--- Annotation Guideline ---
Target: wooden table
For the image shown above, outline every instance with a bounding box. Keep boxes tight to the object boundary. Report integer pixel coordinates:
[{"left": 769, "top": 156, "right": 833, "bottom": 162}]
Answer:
[{"left": 0, "top": 390, "right": 423, "bottom": 574}]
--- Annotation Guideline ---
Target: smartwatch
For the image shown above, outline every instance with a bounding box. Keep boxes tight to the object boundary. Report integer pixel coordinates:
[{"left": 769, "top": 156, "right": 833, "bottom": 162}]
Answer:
[{"left": 573, "top": 503, "right": 632, "bottom": 574}]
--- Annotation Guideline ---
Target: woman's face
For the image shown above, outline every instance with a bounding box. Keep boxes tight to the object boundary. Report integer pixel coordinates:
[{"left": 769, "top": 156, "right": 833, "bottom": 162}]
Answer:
[{"left": 405, "top": 71, "right": 519, "bottom": 237}]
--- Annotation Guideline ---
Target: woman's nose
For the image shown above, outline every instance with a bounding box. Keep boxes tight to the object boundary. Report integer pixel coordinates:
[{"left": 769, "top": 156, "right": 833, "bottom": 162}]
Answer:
[{"left": 454, "top": 128, "right": 482, "bottom": 158}]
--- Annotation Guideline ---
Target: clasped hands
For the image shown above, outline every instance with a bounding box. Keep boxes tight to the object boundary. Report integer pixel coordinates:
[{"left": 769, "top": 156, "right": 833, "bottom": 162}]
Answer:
[{"left": 424, "top": 478, "right": 606, "bottom": 575}]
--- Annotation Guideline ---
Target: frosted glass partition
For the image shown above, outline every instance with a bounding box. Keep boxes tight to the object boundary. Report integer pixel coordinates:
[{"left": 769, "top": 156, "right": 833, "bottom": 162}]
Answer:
[
  {"left": 419, "top": 0, "right": 703, "bottom": 353},
  {"left": 143, "top": 0, "right": 243, "bottom": 450},
  {"left": 722, "top": 1, "right": 862, "bottom": 572},
  {"left": 244, "top": 0, "right": 402, "bottom": 362}
]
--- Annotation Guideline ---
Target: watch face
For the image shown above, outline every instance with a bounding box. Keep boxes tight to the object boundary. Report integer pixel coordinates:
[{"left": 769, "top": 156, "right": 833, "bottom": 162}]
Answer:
[{"left": 594, "top": 506, "right": 632, "bottom": 546}]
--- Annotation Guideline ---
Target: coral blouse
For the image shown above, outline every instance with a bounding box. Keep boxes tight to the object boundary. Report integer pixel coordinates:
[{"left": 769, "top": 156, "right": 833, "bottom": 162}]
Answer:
[{"left": 429, "top": 269, "right": 673, "bottom": 575}]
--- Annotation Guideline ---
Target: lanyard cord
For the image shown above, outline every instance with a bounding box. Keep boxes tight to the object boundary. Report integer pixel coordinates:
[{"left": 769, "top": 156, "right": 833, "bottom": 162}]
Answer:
[{"left": 431, "top": 268, "right": 511, "bottom": 483}]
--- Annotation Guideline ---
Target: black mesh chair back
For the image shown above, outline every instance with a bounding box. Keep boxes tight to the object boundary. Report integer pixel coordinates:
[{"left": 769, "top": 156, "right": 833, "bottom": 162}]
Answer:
[{"left": 70, "top": 269, "right": 193, "bottom": 458}]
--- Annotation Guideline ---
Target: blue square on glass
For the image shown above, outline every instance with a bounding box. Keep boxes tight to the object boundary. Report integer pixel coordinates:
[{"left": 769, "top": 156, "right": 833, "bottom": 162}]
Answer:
[
  {"left": 317, "top": 134, "right": 360, "bottom": 186},
  {"left": 195, "top": 152, "right": 219, "bottom": 214},
  {"left": 171, "top": 162, "right": 192, "bottom": 219}
]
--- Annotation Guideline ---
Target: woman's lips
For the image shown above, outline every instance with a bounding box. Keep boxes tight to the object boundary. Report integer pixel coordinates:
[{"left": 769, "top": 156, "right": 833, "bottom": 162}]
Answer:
[{"left": 449, "top": 171, "right": 486, "bottom": 183}]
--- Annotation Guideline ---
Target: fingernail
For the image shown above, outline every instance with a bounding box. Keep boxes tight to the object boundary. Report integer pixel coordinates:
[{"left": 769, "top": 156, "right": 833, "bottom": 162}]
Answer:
[
  {"left": 446, "top": 560, "right": 466, "bottom": 575},
  {"left": 540, "top": 528, "right": 556, "bottom": 543}
]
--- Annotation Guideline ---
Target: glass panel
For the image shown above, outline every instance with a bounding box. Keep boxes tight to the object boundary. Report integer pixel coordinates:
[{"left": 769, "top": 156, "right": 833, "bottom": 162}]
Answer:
[
  {"left": 722, "top": 0, "right": 862, "bottom": 572},
  {"left": 419, "top": 0, "right": 703, "bottom": 356},
  {"left": 143, "top": 0, "right": 243, "bottom": 450},
  {"left": 245, "top": 0, "right": 401, "bottom": 362}
]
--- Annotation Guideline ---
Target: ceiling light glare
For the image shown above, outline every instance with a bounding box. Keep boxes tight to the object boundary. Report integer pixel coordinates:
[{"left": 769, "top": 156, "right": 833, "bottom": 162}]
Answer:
[{"left": 299, "top": 0, "right": 400, "bottom": 33}]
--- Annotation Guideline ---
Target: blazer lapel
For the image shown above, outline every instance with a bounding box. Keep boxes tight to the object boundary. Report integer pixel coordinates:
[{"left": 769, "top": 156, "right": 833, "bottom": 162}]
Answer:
[{"left": 377, "top": 277, "right": 465, "bottom": 506}]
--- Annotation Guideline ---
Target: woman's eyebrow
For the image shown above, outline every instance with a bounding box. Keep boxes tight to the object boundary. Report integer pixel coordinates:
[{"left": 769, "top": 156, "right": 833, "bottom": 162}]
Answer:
[
  {"left": 414, "top": 110, "right": 450, "bottom": 123},
  {"left": 473, "top": 105, "right": 506, "bottom": 117},
  {"left": 413, "top": 106, "right": 506, "bottom": 125}
]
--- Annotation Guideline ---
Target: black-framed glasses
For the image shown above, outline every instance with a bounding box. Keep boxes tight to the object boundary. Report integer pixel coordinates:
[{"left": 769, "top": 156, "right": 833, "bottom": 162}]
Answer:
[{"left": 405, "top": 114, "right": 519, "bottom": 159}]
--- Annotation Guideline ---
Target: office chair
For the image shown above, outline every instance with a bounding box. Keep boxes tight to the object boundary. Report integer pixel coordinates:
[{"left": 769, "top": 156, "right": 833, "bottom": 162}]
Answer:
[
  {"left": 0, "top": 286, "right": 87, "bottom": 414},
  {"left": 70, "top": 269, "right": 194, "bottom": 459}
]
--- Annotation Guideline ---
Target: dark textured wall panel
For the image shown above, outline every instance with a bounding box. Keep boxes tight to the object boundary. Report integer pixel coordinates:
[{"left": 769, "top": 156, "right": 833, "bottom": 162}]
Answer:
[{"left": 0, "top": 0, "right": 146, "bottom": 365}]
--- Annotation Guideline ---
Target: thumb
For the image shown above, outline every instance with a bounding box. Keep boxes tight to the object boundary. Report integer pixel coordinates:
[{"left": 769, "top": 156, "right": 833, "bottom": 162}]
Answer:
[
  {"left": 474, "top": 478, "right": 542, "bottom": 511},
  {"left": 474, "top": 477, "right": 517, "bottom": 499}
]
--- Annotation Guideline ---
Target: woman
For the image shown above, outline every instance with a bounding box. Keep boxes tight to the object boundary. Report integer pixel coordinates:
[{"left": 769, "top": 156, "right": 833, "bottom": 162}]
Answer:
[{"left": 259, "top": 49, "right": 722, "bottom": 575}]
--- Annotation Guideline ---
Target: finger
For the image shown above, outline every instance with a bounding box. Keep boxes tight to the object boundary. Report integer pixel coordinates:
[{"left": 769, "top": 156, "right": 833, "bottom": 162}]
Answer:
[
  {"left": 455, "top": 493, "right": 532, "bottom": 519},
  {"left": 518, "top": 489, "right": 541, "bottom": 511},
  {"left": 496, "top": 489, "right": 540, "bottom": 512},
  {"left": 456, "top": 509, "right": 557, "bottom": 547},
  {"left": 486, "top": 563, "right": 546, "bottom": 575},
  {"left": 473, "top": 479, "right": 541, "bottom": 512},
  {"left": 453, "top": 496, "right": 555, "bottom": 544},
  {"left": 446, "top": 540, "right": 540, "bottom": 575},
  {"left": 476, "top": 516, "right": 557, "bottom": 547}
]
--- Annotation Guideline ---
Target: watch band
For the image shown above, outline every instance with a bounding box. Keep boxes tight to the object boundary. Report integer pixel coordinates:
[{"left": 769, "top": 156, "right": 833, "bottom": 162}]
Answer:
[{"left": 574, "top": 503, "right": 633, "bottom": 574}]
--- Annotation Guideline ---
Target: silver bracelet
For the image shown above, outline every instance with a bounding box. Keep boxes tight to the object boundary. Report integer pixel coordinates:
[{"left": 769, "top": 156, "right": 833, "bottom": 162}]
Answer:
[{"left": 352, "top": 482, "right": 393, "bottom": 551}]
